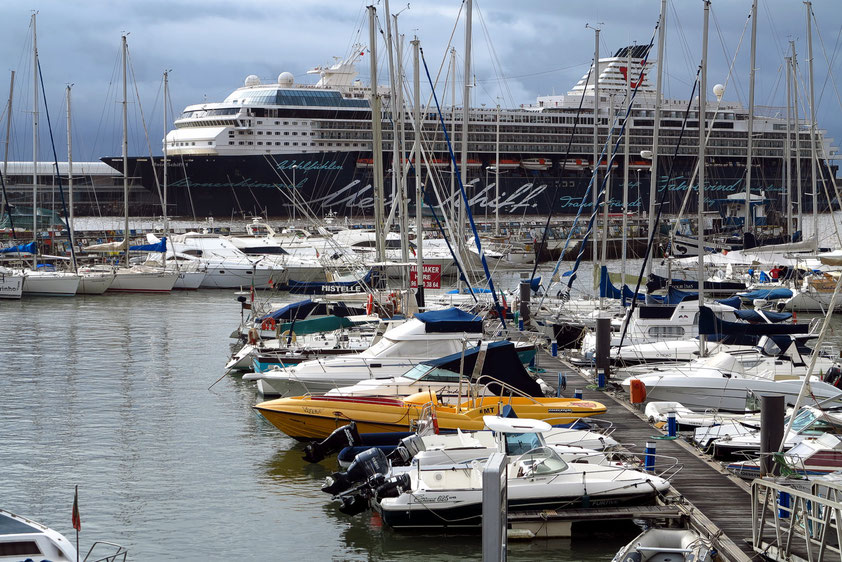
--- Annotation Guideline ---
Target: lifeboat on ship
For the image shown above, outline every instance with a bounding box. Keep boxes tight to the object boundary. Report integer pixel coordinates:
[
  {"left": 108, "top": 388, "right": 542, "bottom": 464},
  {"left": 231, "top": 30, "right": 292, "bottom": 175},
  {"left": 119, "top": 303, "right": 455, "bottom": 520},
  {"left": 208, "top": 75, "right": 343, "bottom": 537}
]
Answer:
[
  {"left": 488, "top": 159, "right": 520, "bottom": 170},
  {"left": 521, "top": 157, "right": 551, "bottom": 171}
]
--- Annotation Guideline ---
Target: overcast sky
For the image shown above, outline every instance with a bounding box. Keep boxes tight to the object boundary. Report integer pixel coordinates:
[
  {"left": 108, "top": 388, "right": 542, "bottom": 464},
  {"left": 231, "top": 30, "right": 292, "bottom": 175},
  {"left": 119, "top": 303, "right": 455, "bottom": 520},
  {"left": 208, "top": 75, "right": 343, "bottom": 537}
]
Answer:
[{"left": 0, "top": 0, "right": 840, "bottom": 167}]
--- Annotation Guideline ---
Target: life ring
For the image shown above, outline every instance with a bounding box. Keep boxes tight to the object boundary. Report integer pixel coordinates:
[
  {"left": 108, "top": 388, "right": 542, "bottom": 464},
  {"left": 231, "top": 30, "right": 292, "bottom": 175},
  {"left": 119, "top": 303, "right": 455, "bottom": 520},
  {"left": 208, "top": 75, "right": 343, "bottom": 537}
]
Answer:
[{"left": 261, "top": 318, "right": 277, "bottom": 331}]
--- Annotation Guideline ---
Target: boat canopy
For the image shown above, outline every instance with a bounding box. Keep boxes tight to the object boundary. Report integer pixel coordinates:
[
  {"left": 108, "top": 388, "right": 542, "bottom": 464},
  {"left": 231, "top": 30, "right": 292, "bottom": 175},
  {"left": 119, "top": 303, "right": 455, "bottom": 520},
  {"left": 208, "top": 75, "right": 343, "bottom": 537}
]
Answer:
[
  {"left": 259, "top": 299, "right": 318, "bottom": 322},
  {"left": 0, "top": 241, "right": 36, "bottom": 254},
  {"left": 419, "top": 340, "right": 543, "bottom": 396},
  {"left": 414, "top": 308, "right": 483, "bottom": 333}
]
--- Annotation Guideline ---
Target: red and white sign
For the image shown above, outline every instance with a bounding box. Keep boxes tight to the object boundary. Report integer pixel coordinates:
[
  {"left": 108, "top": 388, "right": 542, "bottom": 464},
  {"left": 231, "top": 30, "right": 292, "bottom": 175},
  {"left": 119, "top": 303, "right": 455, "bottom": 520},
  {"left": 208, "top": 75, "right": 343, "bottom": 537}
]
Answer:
[{"left": 410, "top": 264, "right": 442, "bottom": 289}]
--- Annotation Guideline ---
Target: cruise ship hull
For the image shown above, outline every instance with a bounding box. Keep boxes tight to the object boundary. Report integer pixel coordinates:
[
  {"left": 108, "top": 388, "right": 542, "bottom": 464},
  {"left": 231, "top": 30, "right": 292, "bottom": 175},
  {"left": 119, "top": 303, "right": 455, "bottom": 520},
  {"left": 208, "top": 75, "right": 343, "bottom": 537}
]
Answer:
[{"left": 103, "top": 151, "right": 805, "bottom": 220}]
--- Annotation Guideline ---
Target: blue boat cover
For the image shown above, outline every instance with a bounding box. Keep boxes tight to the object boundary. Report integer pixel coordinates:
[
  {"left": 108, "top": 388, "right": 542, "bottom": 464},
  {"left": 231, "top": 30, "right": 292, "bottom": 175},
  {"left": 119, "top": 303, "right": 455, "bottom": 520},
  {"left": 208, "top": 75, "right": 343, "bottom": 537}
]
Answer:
[
  {"left": 698, "top": 306, "right": 809, "bottom": 336},
  {"left": 738, "top": 288, "right": 793, "bottom": 301},
  {"left": 658, "top": 287, "right": 740, "bottom": 308},
  {"left": 259, "top": 299, "right": 318, "bottom": 322},
  {"left": 414, "top": 307, "right": 483, "bottom": 333},
  {"left": 0, "top": 241, "right": 36, "bottom": 254},
  {"left": 530, "top": 277, "right": 541, "bottom": 292},
  {"left": 598, "top": 266, "right": 644, "bottom": 304},
  {"left": 129, "top": 237, "right": 166, "bottom": 252},
  {"left": 734, "top": 309, "right": 792, "bottom": 323}
]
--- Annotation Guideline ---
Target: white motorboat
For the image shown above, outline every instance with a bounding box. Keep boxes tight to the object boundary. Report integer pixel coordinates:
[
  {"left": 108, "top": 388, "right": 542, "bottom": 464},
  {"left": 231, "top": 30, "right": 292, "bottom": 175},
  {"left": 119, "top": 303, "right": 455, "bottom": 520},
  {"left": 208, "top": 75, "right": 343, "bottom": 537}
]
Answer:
[
  {"left": 367, "top": 416, "right": 671, "bottom": 529},
  {"left": 245, "top": 308, "right": 490, "bottom": 396},
  {"left": 726, "top": 433, "right": 842, "bottom": 479},
  {"left": 612, "top": 527, "right": 714, "bottom": 562},
  {"left": 0, "top": 267, "right": 23, "bottom": 299},
  {"left": 106, "top": 265, "right": 178, "bottom": 293},
  {"left": 166, "top": 233, "right": 280, "bottom": 289},
  {"left": 0, "top": 508, "right": 77, "bottom": 561},
  {"left": 21, "top": 269, "right": 80, "bottom": 296}
]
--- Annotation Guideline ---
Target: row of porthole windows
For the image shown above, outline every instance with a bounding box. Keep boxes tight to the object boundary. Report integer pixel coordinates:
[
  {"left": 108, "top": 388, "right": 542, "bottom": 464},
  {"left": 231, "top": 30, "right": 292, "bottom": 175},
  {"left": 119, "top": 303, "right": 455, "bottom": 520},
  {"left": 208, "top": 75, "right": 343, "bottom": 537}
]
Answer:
[{"left": 228, "top": 141, "right": 362, "bottom": 147}]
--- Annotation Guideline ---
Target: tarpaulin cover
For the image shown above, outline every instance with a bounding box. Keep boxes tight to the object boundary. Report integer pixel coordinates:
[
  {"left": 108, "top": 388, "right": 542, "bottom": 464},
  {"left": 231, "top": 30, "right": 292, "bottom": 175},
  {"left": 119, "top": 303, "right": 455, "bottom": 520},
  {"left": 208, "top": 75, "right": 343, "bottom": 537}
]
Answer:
[
  {"left": 0, "top": 241, "right": 36, "bottom": 254},
  {"left": 734, "top": 309, "right": 793, "bottom": 323},
  {"left": 738, "top": 288, "right": 794, "bottom": 301},
  {"left": 698, "top": 306, "right": 809, "bottom": 337},
  {"left": 421, "top": 340, "right": 543, "bottom": 396},
  {"left": 258, "top": 299, "right": 318, "bottom": 322},
  {"left": 414, "top": 307, "right": 483, "bottom": 333},
  {"left": 129, "top": 237, "right": 166, "bottom": 252}
]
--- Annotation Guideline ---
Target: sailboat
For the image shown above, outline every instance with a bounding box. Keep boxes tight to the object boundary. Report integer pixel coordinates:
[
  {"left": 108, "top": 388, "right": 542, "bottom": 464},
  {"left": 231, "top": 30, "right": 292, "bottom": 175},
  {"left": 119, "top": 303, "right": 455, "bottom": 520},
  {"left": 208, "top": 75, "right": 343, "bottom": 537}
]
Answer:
[
  {"left": 18, "top": 14, "right": 79, "bottom": 297},
  {"left": 98, "top": 35, "right": 177, "bottom": 293}
]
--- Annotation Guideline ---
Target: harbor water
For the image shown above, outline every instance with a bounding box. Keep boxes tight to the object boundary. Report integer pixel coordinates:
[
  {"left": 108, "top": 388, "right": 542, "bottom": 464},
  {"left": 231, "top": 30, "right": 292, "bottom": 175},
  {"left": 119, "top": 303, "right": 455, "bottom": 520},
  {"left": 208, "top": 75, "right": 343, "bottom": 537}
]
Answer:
[{"left": 0, "top": 284, "right": 639, "bottom": 560}]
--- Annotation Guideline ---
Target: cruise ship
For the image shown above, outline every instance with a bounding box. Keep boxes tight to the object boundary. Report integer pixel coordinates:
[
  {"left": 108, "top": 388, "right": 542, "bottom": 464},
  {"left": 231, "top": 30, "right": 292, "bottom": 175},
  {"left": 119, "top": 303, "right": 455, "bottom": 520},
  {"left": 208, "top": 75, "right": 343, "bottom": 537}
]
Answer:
[{"left": 102, "top": 45, "right": 838, "bottom": 220}]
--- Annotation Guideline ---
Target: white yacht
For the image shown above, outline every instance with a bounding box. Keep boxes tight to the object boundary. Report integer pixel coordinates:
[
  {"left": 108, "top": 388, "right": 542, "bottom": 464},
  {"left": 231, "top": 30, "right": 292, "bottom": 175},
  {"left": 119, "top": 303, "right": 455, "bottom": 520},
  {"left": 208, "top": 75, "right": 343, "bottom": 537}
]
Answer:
[
  {"left": 21, "top": 269, "right": 80, "bottom": 297},
  {"left": 0, "top": 508, "right": 77, "bottom": 562},
  {"left": 0, "top": 267, "right": 23, "bottom": 299}
]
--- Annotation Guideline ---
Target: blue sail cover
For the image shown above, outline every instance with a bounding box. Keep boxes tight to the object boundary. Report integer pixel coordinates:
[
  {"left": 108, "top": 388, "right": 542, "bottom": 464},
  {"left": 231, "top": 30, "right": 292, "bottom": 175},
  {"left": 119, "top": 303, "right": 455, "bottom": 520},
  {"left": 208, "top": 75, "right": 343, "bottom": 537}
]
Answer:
[
  {"left": 414, "top": 308, "right": 483, "bottom": 333},
  {"left": 129, "top": 237, "right": 166, "bottom": 252},
  {"left": 698, "top": 306, "right": 809, "bottom": 336},
  {"left": 738, "top": 288, "right": 794, "bottom": 301},
  {"left": 598, "top": 266, "right": 644, "bottom": 304},
  {"left": 0, "top": 241, "right": 36, "bottom": 254},
  {"left": 734, "top": 309, "right": 792, "bottom": 323},
  {"left": 259, "top": 299, "right": 318, "bottom": 322},
  {"left": 658, "top": 287, "right": 740, "bottom": 308}
]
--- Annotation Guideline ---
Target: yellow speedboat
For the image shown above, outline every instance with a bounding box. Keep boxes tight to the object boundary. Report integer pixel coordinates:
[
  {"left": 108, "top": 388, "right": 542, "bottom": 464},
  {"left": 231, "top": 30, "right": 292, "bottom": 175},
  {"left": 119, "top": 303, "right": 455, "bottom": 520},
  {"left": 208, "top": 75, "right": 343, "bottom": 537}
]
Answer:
[{"left": 254, "top": 391, "right": 607, "bottom": 441}]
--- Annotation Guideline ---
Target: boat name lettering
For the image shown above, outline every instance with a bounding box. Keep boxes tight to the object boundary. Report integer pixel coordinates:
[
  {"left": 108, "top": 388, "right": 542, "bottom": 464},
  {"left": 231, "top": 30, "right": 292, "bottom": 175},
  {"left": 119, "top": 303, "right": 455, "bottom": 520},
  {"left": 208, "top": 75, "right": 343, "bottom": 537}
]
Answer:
[
  {"left": 274, "top": 159, "right": 344, "bottom": 172},
  {"left": 413, "top": 494, "right": 457, "bottom": 504},
  {"left": 302, "top": 407, "right": 323, "bottom": 415},
  {"left": 548, "top": 408, "right": 573, "bottom": 413}
]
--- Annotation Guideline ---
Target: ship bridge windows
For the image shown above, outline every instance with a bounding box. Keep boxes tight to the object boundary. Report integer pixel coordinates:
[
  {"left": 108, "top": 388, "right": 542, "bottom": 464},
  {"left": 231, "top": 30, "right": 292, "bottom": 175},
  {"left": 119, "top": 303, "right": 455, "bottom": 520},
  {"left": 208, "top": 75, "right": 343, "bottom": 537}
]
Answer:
[{"left": 233, "top": 88, "right": 370, "bottom": 108}]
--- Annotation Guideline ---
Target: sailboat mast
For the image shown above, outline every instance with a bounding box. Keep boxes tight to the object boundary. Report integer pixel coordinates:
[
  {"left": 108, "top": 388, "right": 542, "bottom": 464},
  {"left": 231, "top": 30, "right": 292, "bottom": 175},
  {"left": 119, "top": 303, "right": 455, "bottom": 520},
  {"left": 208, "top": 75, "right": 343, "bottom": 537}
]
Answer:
[
  {"left": 805, "top": 1, "right": 818, "bottom": 241},
  {"left": 412, "top": 37, "right": 424, "bottom": 308},
  {"left": 122, "top": 34, "right": 129, "bottom": 266},
  {"left": 32, "top": 13, "right": 38, "bottom": 268},
  {"left": 450, "top": 48, "right": 457, "bottom": 226},
  {"left": 698, "top": 0, "right": 710, "bottom": 357},
  {"left": 785, "top": 55, "right": 793, "bottom": 237},
  {"left": 495, "top": 103, "right": 500, "bottom": 236},
  {"left": 382, "top": 0, "right": 405, "bottom": 261},
  {"left": 744, "top": 0, "right": 758, "bottom": 234},
  {"left": 66, "top": 85, "right": 75, "bottom": 265},
  {"left": 591, "top": 26, "right": 600, "bottom": 276},
  {"left": 163, "top": 70, "right": 169, "bottom": 235},
  {"left": 367, "top": 6, "right": 386, "bottom": 262},
  {"left": 2, "top": 71, "right": 14, "bottom": 227},
  {"left": 460, "top": 0, "right": 472, "bottom": 259},
  {"left": 791, "top": 41, "right": 802, "bottom": 233},
  {"left": 622, "top": 48, "right": 630, "bottom": 284},
  {"left": 646, "top": 0, "right": 666, "bottom": 277}
]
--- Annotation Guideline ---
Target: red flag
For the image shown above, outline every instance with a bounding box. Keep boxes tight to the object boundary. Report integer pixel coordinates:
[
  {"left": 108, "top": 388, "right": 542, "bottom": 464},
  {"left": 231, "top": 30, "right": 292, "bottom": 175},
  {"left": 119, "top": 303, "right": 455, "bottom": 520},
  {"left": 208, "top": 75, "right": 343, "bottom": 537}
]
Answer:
[{"left": 72, "top": 485, "right": 81, "bottom": 531}]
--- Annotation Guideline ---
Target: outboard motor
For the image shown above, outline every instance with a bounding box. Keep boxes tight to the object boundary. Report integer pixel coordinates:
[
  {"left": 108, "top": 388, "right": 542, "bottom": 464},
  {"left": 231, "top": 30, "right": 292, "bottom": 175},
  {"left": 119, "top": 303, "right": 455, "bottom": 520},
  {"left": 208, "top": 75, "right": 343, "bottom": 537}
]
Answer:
[
  {"left": 375, "top": 473, "right": 411, "bottom": 500},
  {"left": 302, "top": 422, "right": 361, "bottom": 463},
  {"left": 322, "top": 447, "right": 389, "bottom": 495},
  {"left": 386, "top": 434, "right": 427, "bottom": 466},
  {"left": 824, "top": 365, "right": 842, "bottom": 388}
]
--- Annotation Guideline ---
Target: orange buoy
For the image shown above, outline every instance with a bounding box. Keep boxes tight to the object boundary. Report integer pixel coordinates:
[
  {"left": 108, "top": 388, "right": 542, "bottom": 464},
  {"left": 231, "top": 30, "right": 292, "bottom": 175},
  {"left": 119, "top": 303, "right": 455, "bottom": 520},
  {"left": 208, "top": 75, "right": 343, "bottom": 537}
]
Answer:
[{"left": 629, "top": 379, "right": 647, "bottom": 404}]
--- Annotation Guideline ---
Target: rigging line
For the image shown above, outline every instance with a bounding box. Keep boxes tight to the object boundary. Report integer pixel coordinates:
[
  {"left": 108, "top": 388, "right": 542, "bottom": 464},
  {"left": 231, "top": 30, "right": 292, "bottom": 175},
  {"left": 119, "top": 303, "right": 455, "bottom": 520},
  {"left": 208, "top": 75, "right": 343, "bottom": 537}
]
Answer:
[
  {"left": 811, "top": 10, "right": 842, "bottom": 122},
  {"left": 126, "top": 44, "right": 165, "bottom": 217},
  {"left": 529, "top": 62, "right": 594, "bottom": 285},
  {"left": 474, "top": 63, "right": 591, "bottom": 84},
  {"left": 563, "top": 27, "right": 659, "bottom": 295},
  {"left": 669, "top": 0, "right": 697, "bottom": 84},
  {"left": 36, "top": 59, "right": 76, "bottom": 271},
  {"left": 711, "top": 4, "right": 751, "bottom": 108},
  {"left": 421, "top": 47, "right": 506, "bottom": 324},
  {"left": 617, "top": 70, "right": 700, "bottom": 351},
  {"left": 474, "top": 1, "right": 515, "bottom": 108}
]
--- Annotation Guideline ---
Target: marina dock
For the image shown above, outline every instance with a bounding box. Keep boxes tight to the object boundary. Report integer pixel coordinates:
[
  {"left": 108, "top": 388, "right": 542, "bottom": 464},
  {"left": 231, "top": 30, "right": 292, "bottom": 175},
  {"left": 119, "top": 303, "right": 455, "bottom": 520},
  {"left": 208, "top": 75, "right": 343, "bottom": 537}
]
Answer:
[{"left": 538, "top": 351, "right": 757, "bottom": 561}]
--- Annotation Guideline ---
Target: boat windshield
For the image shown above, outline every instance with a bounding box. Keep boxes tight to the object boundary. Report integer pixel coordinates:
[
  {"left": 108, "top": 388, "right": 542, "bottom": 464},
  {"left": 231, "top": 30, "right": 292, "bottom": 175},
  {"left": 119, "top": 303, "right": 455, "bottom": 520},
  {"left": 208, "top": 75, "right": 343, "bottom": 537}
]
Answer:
[
  {"left": 512, "top": 446, "right": 568, "bottom": 477},
  {"left": 790, "top": 409, "right": 817, "bottom": 432},
  {"left": 504, "top": 432, "right": 545, "bottom": 455},
  {"left": 403, "top": 364, "right": 462, "bottom": 383}
]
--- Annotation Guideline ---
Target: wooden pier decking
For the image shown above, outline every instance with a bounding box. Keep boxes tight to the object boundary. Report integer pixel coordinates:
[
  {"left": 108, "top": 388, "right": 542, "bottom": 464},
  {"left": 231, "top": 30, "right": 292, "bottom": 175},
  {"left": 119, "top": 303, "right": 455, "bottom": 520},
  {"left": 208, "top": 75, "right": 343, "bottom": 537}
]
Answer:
[{"left": 536, "top": 351, "right": 757, "bottom": 561}]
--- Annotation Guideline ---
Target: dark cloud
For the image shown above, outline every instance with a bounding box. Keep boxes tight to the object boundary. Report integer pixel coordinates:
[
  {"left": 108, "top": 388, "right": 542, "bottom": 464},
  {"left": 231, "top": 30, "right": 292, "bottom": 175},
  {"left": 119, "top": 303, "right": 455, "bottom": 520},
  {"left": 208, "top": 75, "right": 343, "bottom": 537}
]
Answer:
[{"left": 0, "top": 0, "right": 838, "bottom": 170}]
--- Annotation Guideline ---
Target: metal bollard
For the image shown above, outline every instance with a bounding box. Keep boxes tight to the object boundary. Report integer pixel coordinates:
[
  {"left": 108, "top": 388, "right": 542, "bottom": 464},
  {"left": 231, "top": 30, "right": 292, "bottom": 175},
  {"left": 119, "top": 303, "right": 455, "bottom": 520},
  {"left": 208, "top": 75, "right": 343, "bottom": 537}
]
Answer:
[
  {"left": 778, "top": 491, "right": 791, "bottom": 519},
  {"left": 557, "top": 373, "right": 566, "bottom": 398},
  {"left": 574, "top": 389, "right": 583, "bottom": 400},
  {"left": 667, "top": 411, "right": 677, "bottom": 437},
  {"left": 551, "top": 341, "right": 558, "bottom": 357},
  {"left": 518, "top": 318, "right": 524, "bottom": 331},
  {"left": 644, "top": 441, "right": 656, "bottom": 473}
]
